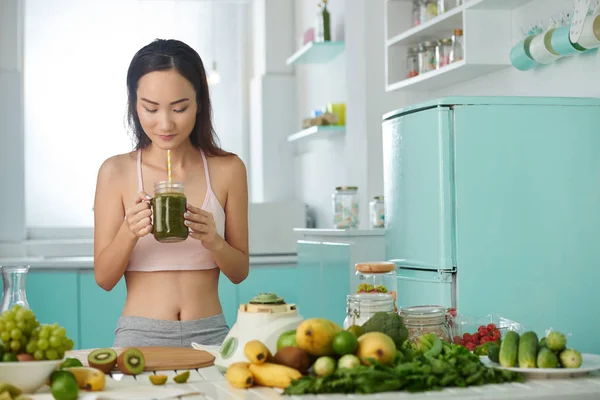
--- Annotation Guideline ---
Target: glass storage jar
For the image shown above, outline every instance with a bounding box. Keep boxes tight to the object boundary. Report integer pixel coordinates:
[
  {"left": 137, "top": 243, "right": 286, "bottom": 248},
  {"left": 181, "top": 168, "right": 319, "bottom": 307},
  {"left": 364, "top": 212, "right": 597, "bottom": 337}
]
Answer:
[
  {"left": 332, "top": 186, "right": 359, "bottom": 229},
  {"left": 436, "top": 0, "right": 453, "bottom": 14},
  {"left": 450, "top": 29, "right": 464, "bottom": 63},
  {"left": 152, "top": 181, "right": 188, "bottom": 243},
  {"left": 406, "top": 47, "right": 419, "bottom": 78},
  {"left": 411, "top": 0, "right": 421, "bottom": 26},
  {"left": 418, "top": 41, "right": 437, "bottom": 73},
  {"left": 344, "top": 293, "right": 395, "bottom": 329},
  {"left": 369, "top": 196, "right": 385, "bottom": 228},
  {"left": 354, "top": 262, "right": 398, "bottom": 309},
  {"left": 436, "top": 38, "right": 453, "bottom": 68},
  {"left": 421, "top": 0, "right": 438, "bottom": 22},
  {"left": 399, "top": 305, "right": 451, "bottom": 343}
]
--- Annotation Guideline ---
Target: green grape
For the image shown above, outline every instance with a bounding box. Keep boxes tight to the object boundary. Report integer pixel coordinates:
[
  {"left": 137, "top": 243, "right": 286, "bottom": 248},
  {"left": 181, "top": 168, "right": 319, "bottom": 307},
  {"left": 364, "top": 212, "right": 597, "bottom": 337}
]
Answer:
[
  {"left": 57, "top": 349, "right": 65, "bottom": 359},
  {"left": 16, "top": 321, "right": 25, "bottom": 330},
  {"left": 33, "top": 349, "right": 44, "bottom": 360},
  {"left": 10, "top": 340, "right": 20, "bottom": 352},
  {"left": 45, "top": 349, "right": 58, "bottom": 360},
  {"left": 26, "top": 341, "right": 37, "bottom": 354},
  {"left": 55, "top": 345, "right": 65, "bottom": 355},
  {"left": 15, "top": 308, "right": 25, "bottom": 322},
  {"left": 0, "top": 331, "right": 10, "bottom": 343},
  {"left": 49, "top": 336, "right": 61, "bottom": 348},
  {"left": 5, "top": 321, "right": 15, "bottom": 332},
  {"left": 0, "top": 321, "right": 5, "bottom": 332},
  {"left": 10, "top": 328, "right": 22, "bottom": 340},
  {"left": 55, "top": 327, "right": 66, "bottom": 338},
  {"left": 63, "top": 338, "right": 74, "bottom": 351},
  {"left": 39, "top": 328, "right": 50, "bottom": 339},
  {"left": 37, "top": 338, "right": 49, "bottom": 350},
  {"left": 3, "top": 342, "right": 10, "bottom": 353}
]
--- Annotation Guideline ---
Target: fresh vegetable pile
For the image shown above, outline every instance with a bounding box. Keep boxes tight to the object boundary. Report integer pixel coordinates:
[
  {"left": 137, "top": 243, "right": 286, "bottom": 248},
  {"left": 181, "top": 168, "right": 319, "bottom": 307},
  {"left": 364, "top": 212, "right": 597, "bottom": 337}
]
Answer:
[{"left": 283, "top": 340, "right": 523, "bottom": 395}]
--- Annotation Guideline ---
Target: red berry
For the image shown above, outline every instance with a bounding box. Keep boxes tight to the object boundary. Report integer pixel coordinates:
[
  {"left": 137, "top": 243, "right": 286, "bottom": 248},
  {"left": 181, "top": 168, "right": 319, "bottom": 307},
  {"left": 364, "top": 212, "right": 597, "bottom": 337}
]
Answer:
[
  {"left": 465, "top": 342, "right": 476, "bottom": 351},
  {"left": 480, "top": 337, "right": 489, "bottom": 344},
  {"left": 453, "top": 336, "right": 462, "bottom": 344},
  {"left": 448, "top": 308, "right": 457, "bottom": 317},
  {"left": 463, "top": 333, "right": 472, "bottom": 341},
  {"left": 472, "top": 332, "right": 480, "bottom": 340},
  {"left": 487, "top": 323, "right": 497, "bottom": 331}
]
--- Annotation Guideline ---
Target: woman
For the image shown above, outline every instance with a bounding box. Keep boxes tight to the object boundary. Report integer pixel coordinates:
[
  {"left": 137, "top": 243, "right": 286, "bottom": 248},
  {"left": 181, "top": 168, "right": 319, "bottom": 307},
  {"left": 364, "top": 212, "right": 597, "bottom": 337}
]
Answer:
[{"left": 93, "top": 39, "right": 249, "bottom": 348}]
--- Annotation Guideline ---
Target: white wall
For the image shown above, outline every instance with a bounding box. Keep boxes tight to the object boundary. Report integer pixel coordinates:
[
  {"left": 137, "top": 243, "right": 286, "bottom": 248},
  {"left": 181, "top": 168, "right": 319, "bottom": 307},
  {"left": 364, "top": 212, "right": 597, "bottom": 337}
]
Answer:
[{"left": 23, "top": 0, "right": 249, "bottom": 228}]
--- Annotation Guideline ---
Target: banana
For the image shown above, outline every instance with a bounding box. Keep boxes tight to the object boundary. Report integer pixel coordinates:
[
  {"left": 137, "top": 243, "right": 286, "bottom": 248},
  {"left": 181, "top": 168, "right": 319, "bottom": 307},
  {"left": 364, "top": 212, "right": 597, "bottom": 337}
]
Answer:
[
  {"left": 244, "top": 340, "right": 271, "bottom": 364},
  {"left": 248, "top": 362, "right": 302, "bottom": 389},
  {"left": 0, "top": 383, "right": 22, "bottom": 398},
  {"left": 225, "top": 365, "right": 254, "bottom": 389},
  {"left": 230, "top": 362, "right": 250, "bottom": 369},
  {"left": 64, "top": 366, "right": 106, "bottom": 391}
]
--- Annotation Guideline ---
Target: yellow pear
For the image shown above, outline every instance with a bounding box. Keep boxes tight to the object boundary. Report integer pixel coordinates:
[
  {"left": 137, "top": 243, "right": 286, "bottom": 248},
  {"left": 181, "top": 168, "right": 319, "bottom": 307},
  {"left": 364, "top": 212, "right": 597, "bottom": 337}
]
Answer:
[
  {"left": 295, "top": 318, "right": 342, "bottom": 356},
  {"left": 356, "top": 332, "right": 396, "bottom": 366}
]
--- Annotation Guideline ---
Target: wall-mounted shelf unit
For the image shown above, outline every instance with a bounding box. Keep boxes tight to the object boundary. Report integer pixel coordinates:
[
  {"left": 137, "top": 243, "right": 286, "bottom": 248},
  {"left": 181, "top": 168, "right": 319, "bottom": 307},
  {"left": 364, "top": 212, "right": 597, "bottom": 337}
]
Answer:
[
  {"left": 286, "top": 41, "right": 345, "bottom": 65},
  {"left": 385, "top": 0, "right": 534, "bottom": 92},
  {"left": 287, "top": 125, "right": 345, "bottom": 142}
]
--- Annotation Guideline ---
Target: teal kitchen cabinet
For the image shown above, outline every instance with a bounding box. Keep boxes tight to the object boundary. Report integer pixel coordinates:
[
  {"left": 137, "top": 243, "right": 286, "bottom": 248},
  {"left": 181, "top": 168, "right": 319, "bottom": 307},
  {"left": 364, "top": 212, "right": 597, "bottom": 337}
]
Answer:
[
  {"left": 296, "top": 241, "right": 325, "bottom": 321},
  {"left": 25, "top": 271, "right": 80, "bottom": 349},
  {"left": 238, "top": 264, "right": 299, "bottom": 306},
  {"left": 218, "top": 273, "right": 239, "bottom": 328},
  {"left": 78, "top": 272, "right": 127, "bottom": 349}
]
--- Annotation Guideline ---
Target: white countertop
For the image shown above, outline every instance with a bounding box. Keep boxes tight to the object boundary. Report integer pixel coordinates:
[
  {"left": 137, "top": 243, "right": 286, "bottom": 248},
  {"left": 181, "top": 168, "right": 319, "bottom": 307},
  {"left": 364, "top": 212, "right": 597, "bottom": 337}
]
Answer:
[
  {"left": 27, "top": 364, "right": 600, "bottom": 400},
  {"left": 0, "top": 254, "right": 297, "bottom": 269}
]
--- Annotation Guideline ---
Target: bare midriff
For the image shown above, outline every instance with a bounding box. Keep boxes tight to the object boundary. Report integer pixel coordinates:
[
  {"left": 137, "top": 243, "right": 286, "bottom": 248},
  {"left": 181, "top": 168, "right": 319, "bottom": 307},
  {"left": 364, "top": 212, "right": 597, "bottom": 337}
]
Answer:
[{"left": 121, "top": 269, "right": 222, "bottom": 321}]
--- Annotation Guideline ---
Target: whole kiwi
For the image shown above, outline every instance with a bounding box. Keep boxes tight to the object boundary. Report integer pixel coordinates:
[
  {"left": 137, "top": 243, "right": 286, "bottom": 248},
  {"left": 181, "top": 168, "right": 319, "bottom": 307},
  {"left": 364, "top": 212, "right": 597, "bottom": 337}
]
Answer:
[{"left": 273, "top": 346, "right": 311, "bottom": 374}]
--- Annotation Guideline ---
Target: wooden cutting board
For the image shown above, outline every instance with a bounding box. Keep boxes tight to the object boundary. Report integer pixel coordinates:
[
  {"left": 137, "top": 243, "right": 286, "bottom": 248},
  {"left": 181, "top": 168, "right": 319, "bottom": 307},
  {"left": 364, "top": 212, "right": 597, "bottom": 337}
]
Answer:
[{"left": 66, "top": 346, "right": 215, "bottom": 372}]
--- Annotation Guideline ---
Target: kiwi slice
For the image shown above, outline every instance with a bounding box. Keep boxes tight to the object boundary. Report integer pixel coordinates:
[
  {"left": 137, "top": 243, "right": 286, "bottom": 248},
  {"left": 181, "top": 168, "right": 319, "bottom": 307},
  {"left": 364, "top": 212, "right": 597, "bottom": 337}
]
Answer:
[
  {"left": 149, "top": 375, "right": 168, "bottom": 385},
  {"left": 87, "top": 348, "right": 117, "bottom": 374},
  {"left": 117, "top": 348, "right": 146, "bottom": 375},
  {"left": 173, "top": 370, "right": 190, "bottom": 384}
]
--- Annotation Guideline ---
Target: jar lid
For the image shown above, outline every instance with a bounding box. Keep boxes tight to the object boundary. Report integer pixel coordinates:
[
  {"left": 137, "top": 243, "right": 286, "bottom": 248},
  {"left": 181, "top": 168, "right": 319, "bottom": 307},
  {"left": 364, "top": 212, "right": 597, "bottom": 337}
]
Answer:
[
  {"left": 355, "top": 261, "right": 396, "bottom": 273},
  {"left": 453, "top": 29, "right": 463, "bottom": 36},
  {"left": 347, "top": 293, "right": 394, "bottom": 304},
  {"left": 373, "top": 195, "right": 384, "bottom": 200},
  {"left": 440, "top": 38, "right": 452, "bottom": 45},
  {"left": 423, "top": 40, "right": 436, "bottom": 48},
  {"left": 335, "top": 186, "right": 358, "bottom": 191},
  {"left": 399, "top": 305, "right": 445, "bottom": 319}
]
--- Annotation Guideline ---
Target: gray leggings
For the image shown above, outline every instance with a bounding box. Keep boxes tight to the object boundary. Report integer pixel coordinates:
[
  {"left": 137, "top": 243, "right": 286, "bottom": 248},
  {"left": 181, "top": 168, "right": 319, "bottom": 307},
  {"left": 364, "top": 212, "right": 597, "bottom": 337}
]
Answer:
[{"left": 113, "top": 314, "right": 229, "bottom": 348}]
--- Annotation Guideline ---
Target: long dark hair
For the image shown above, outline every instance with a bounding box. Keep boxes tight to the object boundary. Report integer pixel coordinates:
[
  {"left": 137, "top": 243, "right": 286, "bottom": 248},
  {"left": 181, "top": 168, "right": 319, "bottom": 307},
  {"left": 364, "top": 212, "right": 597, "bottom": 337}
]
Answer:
[{"left": 126, "top": 39, "right": 227, "bottom": 156}]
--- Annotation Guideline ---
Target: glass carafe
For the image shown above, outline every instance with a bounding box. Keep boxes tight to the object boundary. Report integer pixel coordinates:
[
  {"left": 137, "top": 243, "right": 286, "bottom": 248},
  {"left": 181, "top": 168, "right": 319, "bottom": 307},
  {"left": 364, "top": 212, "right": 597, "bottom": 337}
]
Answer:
[{"left": 1, "top": 266, "right": 31, "bottom": 312}]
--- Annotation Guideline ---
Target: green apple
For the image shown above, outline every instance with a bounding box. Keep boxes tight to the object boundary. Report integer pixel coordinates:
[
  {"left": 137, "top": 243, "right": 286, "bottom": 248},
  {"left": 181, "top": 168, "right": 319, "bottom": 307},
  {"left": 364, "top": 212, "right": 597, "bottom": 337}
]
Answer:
[{"left": 277, "top": 329, "right": 297, "bottom": 351}]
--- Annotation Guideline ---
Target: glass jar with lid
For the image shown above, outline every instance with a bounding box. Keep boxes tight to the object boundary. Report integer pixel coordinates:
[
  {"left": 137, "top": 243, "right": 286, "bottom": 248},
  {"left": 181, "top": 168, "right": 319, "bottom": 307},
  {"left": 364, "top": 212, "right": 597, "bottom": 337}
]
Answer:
[
  {"left": 419, "top": 0, "right": 438, "bottom": 23},
  {"left": 411, "top": 0, "right": 421, "bottom": 26},
  {"left": 418, "top": 41, "right": 436, "bottom": 73},
  {"left": 450, "top": 29, "right": 464, "bottom": 63},
  {"left": 344, "top": 293, "right": 395, "bottom": 329},
  {"left": 354, "top": 262, "right": 398, "bottom": 308},
  {"left": 406, "top": 47, "right": 419, "bottom": 78},
  {"left": 369, "top": 196, "right": 385, "bottom": 228},
  {"left": 436, "top": 38, "right": 453, "bottom": 68},
  {"left": 152, "top": 181, "right": 188, "bottom": 243},
  {"left": 399, "top": 305, "right": 452, "bottom": 343},
  {"left": 332, "top": 186, "right": 359, "bottom": 229}
]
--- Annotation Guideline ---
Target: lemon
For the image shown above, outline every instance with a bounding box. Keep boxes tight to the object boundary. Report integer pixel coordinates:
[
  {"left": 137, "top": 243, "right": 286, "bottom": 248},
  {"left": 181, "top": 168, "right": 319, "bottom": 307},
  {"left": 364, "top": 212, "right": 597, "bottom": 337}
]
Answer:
[
  {"left": 51, "top": 371, "right": 79, "bottom": 400},
  {"left": 346, "top": 325, "right": 365, "bottom": 338}
]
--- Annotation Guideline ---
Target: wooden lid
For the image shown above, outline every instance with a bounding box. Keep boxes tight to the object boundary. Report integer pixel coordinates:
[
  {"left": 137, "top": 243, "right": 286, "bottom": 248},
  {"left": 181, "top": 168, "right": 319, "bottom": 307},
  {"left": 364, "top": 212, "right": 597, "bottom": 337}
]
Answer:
[{"left": 355, "top": 261, "right": 396, "bottom": 273}]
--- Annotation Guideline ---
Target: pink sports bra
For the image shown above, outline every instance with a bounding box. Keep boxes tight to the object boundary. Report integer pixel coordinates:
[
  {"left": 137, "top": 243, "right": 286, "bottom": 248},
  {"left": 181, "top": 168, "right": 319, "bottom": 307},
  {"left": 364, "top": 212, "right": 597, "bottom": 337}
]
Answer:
[{"left": 127, "top": 149, "right": 226, "bottom": 272}]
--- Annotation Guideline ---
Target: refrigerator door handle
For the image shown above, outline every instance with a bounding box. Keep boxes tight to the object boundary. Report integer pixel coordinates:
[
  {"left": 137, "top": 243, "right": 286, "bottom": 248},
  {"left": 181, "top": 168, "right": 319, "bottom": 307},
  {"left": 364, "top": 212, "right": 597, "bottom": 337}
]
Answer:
[
  {"left": 390, "top": 259, "right": 454, "bottom": 271},
  {"left": 396, "top": 270, "right": 455, "bottom": 284}
]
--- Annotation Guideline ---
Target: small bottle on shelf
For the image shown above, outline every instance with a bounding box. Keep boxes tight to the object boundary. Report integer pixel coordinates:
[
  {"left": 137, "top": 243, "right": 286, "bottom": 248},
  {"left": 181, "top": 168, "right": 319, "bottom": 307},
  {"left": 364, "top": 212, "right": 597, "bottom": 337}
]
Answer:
[
  {"left": 314, "top": 0, "right": 331, "bottom": 43},
  {"left": 450, "top": 29, "right": 464, "bottom": 63}
]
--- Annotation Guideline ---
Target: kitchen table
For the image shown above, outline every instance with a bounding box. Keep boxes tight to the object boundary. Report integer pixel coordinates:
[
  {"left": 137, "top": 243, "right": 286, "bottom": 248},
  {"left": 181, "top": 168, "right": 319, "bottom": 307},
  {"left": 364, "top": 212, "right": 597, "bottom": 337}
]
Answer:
[{"left": 27, "top": 366, "right": 600, "bottom": 400}]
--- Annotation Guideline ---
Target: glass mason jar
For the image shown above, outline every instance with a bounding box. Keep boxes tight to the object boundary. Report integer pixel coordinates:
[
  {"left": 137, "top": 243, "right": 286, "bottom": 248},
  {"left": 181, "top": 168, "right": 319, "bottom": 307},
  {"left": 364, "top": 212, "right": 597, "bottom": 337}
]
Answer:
[
  {"left": 406, "top": 47, "right": 419, "bottom": 78},
  {"left": 411, "top": 0, "right": 421, "bottom": 27},
  {"left": 450, "top": 29, "right": 464, "bottom": 63},
  {"left": 399, "top": 305, "right": 452, "bottom": 343},
  {"left": 332, "top": 186, "right": 359, "bottom": 229},
  {"left": 1, "top": 266, "right": 31, "bottom": 313},
  {"left": 344, "top": 293, "right": 395, "bottom": 329},
  {"left": 437, "top": 38, "right": 453, "bottom": 68},
  {"left": 369, "top": 196, "right": 385, "bottom": 228},
  {"left": 418, "top": 41, "right": 437, "bottom": 73},
  {"left": 152, "top": 181, "right": 188, "bottom": 243}
]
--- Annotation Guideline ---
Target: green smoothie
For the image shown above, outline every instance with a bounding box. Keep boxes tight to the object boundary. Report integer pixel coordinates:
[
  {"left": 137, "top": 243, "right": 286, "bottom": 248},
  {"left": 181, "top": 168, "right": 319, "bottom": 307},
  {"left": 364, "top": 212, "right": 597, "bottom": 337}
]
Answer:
[{"left": 152, "top": 192, "right": 188, "bottom": 243}]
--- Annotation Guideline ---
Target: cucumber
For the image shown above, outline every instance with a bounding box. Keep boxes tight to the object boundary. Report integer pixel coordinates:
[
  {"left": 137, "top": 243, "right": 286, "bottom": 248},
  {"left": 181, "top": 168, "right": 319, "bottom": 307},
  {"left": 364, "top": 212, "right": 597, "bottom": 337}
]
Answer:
[
  {"left": 518, "top": 331, "right": 539, "bottom": 368},
  {"left": 537, "top": 347, "right": 559, "bottom": 368},
  {"left": 487, "top": 342, "right": 500, "bottom": 363},
  {"left": 499, "top": 330, "right": 519, "bottom": 367}
]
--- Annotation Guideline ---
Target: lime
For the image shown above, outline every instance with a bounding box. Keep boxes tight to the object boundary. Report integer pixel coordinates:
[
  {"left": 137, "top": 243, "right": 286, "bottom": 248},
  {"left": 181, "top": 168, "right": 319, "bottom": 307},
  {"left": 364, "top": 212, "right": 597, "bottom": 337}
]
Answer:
[
  {"left": 276, "top": 330, "right": 297, "bottom": 351},
  {"left": 2, "top": 353, "right": 17, "bottom": 362},
  {"left": 346, "top": 325, "right": 365, "bottom": 338},
  {"left": 60, "top": 358, "right": 83, "bottom": 370},
  {"left": 51, "top": 371, "right": 79, "bottom": 400},
  {"left": 332, "top": 331, "right": 358, "bottom": 356}
]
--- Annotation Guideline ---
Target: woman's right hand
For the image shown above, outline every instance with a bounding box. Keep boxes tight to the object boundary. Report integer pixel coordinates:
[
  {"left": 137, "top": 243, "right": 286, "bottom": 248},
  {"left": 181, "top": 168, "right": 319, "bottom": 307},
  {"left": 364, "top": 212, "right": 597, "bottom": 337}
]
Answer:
[{"left": 125, "top": 191, "right": 153, "bottom": 237}]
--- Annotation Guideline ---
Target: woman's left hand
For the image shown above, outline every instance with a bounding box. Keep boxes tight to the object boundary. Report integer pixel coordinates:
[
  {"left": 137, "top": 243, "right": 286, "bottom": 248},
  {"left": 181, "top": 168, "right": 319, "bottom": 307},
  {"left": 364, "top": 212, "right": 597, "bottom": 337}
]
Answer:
[{"left": 185, "top": 203, "right": 225, "bottom": 252}]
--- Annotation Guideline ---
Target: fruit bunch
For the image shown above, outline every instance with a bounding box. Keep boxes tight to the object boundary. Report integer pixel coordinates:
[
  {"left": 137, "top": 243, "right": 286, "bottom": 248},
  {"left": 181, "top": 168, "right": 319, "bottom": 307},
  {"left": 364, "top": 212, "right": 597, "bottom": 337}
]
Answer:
[
  {"left": 453, "top": 323, "right": 501, "bottom": 351},
  {"left": 0, "top": 305, "right": 74, "bottom": 361},
  {"left": 494, "top": 330, "right": 582, "bottom": 369}
]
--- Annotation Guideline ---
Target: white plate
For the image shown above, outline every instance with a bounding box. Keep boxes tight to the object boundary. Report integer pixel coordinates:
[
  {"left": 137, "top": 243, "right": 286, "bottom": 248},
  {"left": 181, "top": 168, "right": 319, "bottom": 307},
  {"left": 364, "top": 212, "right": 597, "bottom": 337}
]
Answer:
[{"left": 480, "top": 353, "right": 600, "bottom": 379}]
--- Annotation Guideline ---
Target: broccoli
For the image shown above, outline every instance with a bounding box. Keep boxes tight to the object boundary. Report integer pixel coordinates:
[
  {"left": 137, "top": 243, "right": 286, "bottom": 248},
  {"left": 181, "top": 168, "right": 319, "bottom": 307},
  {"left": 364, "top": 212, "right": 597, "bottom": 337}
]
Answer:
[{"left": 361, "top": 312, "right": 409, "bottom": 349}]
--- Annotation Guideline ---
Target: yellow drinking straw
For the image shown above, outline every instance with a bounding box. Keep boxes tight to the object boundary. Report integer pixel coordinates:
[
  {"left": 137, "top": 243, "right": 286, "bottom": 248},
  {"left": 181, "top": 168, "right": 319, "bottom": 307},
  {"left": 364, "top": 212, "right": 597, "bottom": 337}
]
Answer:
[{"left": 167, "top": 150, "right": 172, "bottom": 182}]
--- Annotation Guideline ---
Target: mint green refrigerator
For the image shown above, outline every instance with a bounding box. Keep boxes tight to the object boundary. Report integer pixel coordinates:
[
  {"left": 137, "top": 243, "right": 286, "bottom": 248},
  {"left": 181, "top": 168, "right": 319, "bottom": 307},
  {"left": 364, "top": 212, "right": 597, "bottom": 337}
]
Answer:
[{"left": 382, "top": 97, "right": 600, "bottom": 354}]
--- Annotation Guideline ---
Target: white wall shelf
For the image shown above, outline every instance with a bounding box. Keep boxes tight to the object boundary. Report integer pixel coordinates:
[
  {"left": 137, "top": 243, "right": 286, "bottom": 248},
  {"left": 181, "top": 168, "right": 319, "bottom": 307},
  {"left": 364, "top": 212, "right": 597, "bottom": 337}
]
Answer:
[
  {"left": 384, "top": 0, "right": 534, "bottom": 92},
  {"left": 286, "top": 41, "right": 345, "bottom": 65},
  {"left": 287, "top": 125, "right": 345, "bottom": 142}
]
